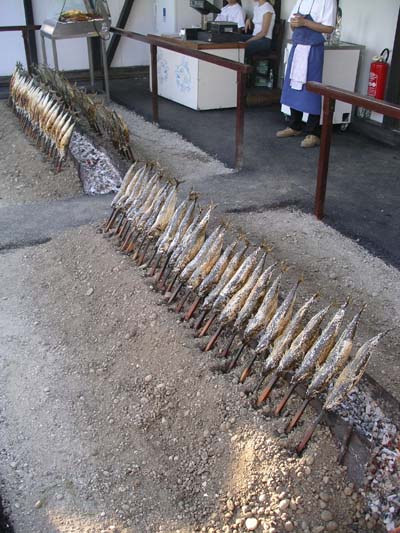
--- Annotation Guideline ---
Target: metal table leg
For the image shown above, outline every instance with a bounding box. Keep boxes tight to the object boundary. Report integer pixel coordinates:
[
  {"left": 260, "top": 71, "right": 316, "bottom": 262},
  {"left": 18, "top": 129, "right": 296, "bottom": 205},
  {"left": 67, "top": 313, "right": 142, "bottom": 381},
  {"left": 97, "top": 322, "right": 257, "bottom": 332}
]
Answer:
[
  {"left": 87, "top": 37, "right": 95, "bottom": 90},
  {"left": 101, "top": 38, "right": 110, "bottom": 103},
  {"left": 51, "top": 38, "right": 59, "bottom": 71},
  {"left": 41, "top": 33, "right": 48, "bottom": 65}
]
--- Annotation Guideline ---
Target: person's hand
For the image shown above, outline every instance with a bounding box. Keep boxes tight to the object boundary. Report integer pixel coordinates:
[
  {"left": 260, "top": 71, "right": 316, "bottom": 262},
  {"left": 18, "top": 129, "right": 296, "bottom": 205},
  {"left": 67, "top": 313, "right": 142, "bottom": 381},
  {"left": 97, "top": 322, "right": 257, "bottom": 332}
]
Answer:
[
  {"left": 290, "top": 15, "right": 307, "bottom": 28},
  {"left": 245, "top": 18, "right": 252, "bottom": 33}
]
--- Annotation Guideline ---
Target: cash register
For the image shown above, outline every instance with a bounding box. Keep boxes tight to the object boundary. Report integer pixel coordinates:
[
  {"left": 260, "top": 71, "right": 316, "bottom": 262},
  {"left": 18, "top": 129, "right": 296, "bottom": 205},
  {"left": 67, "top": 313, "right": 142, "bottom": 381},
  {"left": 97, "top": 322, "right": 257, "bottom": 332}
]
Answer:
[{"left": 187, "top": 0, "right": 242, "bottom": 43}]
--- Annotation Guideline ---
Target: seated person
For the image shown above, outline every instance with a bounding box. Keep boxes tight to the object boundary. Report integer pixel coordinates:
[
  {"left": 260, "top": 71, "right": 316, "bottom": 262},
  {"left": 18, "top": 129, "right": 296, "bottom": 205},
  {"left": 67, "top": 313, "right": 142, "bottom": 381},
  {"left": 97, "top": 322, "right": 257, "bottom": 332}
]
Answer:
[
  {"left": 241, "top": 0, "right": 276, "bottom": 61},
  {"left": 215, "top": 0, "right": 246, "bottom": 30}
]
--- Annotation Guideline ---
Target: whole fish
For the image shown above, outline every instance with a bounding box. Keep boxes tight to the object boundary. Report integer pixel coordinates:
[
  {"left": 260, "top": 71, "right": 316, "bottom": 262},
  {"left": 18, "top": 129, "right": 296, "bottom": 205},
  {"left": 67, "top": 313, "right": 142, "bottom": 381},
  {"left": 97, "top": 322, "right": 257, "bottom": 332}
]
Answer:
[
  {"left": 170, "top": 210, "right": 202, "bottom": 265},
  {"left": 233, "top": 262, "right": 277, "bottom": 331},
  {"left": 116, "top": 165, "right": 147, "bottom": 208},
  {"left": 173, "top": 205, "right": 214, "bottom": 273},
  {"left": 148, "top": 184, "right": 178, "bottom": 238},
  {"left": 203, "top": 243, "right": 248, "bottom": 310},
  {"left": 218, "top": 253, "right": 266, "bottom": 326},
  {"left": 212, "top": 247, "right": 261, "bottom": 311},
  {"left": 186, "top": 231, "right": 225, "bottom": 291},
  {"left": 140, "top": 184, "right": 171, "bottom": 234},
  {"left": 129, "top": 176, "right": 163, "bottom": 223},
  {"left": 243, "top": 273, "right": 282, "bottom": 344},
  {"left": 112, "top": 163, "right": 142, "bottom": 207},
  {"left": 306, "top": 307, "right": 364, "bottom": 398},
  {"left": 291, "top": 301, "right": 349, "bottom": 385},
  {"left": 167, "top": 197, "right": 198, "bottom": 257},
  {"left": 197, "top": 242, "right": 238, "bottom": 298},
  {"left": 324, "top": 333, "right": 385, "bottom": 411},
  {"left": 255, "top": 280, "right": 301, "bottom": 354},
  {"left": 136, "top": 182, "right": 170, "bottom": 231},
  {"left": 156, "top": 194, "right": 194, "bottom": 255},
  {"left": 275, "top": 304, "right": 331, "bottom": 376},
  {"left": 263, "top": 294, "right": 318, "bottom": 375},
  {"left": 181, "top": 225, "right": 225, "bottom": 284}
]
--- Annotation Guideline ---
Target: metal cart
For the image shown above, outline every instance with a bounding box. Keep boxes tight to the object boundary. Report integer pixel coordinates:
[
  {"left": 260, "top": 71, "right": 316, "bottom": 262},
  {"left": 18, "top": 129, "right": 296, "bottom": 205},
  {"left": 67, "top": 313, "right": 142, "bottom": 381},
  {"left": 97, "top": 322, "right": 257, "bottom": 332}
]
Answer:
[{"left": 40, "top": 0, "right": 111, "bottom": 102}]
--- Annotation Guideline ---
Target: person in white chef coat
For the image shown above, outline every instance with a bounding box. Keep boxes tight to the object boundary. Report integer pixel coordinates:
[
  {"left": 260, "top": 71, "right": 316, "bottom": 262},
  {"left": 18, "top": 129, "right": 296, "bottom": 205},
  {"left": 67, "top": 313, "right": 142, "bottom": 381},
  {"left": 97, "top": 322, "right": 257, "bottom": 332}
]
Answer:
[
  {"left": 278, "top": 0, "right": 337, "bottom": 148},
  {"left": 215, "top": 0, "right": 246, "bottom": 30},
  {"left": 241, "top": 0, "right": 276, "bottom": 61}
]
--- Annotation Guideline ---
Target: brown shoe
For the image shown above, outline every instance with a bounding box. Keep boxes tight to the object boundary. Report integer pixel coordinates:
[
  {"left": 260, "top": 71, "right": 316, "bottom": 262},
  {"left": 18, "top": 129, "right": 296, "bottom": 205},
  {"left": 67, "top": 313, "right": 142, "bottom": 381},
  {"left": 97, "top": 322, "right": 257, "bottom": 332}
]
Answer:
[
  {"left": 276, "top": 127, "right": 303, "bottom": 138},
  {"left": 301, "top": 135, "right": 320, "bottom": 148}
]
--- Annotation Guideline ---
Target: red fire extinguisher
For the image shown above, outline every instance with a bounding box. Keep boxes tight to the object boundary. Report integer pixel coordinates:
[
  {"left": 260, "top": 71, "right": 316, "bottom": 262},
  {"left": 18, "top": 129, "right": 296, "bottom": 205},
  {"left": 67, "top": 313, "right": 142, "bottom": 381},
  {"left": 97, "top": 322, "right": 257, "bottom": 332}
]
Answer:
[{"left": 368, "top": 48, "right": 390, "bottom": 100}]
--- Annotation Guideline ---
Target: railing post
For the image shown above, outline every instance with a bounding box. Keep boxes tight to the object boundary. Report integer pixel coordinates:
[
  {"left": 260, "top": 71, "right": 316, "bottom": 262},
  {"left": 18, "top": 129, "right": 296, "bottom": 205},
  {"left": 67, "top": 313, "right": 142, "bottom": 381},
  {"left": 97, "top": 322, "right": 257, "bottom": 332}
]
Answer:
[
  {"left": 314, "top": 96, "right": 335, "bottom": 219},
  {"left": 235, "top": 70, "right": 247, "bottom": 170},
  {"left": 21, "top": 29, "right": 32, "bottom": 74},
  {"left": 150, "top": 44, "right": 159, "bottom": 124}
]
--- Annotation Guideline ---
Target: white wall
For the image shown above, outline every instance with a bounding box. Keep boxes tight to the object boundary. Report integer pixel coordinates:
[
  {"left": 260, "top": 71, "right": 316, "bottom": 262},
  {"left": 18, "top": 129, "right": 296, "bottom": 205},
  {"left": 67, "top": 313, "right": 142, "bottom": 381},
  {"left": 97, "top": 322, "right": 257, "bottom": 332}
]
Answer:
[{"left": 0, "top": 0, "right": 28, "bottom": 75}]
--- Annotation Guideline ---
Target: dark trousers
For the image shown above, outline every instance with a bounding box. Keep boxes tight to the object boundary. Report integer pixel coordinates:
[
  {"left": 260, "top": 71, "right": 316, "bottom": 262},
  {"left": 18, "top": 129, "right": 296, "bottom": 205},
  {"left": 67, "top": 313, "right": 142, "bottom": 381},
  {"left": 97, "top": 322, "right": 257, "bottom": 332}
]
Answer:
[
  {"left": 289, "top": 108, "right": 321, "bottom": 137},
  {"left": 241, "top": 35, "right": 272, "bottom": 61}
]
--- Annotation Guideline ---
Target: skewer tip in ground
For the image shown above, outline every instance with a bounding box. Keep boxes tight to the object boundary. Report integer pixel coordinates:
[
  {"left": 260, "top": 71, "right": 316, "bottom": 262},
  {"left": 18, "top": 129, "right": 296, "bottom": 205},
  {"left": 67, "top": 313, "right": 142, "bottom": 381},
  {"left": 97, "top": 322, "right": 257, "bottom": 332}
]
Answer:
[
  {"left": 295, "top": 411, "right": 324, "bottom": 455},
  {"left": 256, "top": 371, "right": 280, "bottom": 406}
]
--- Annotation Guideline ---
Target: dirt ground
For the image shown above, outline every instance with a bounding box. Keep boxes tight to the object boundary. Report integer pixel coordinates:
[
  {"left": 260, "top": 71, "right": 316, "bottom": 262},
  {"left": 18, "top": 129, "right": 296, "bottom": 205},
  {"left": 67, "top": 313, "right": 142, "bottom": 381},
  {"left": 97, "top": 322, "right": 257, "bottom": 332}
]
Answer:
[
  {"left": 0, "top": 101, "right": 82, "bottom": 207},
  {"left": 0, "top": 93, "right": 399, "bottom": 533},
  {"left": 0, "top": 226, "right": 374, "bottom": 533}
]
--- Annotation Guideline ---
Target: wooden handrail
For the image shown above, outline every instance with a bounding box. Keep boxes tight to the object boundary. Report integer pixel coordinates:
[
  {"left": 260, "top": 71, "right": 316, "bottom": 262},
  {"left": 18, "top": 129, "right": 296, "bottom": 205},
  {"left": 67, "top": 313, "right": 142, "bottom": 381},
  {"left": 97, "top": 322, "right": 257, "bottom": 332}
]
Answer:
[
  {"left": 0, "top": 25, "right": 41, "bottom": 32},
  {"left": 111, "top": 27, "right": 252, "bottom": 74},
  {"left": 111, "top": 26, "right": 252, "bottom": 168},
  {"left": 307, "top": 81, "right": 400, "bottom": 121},
  {"left": 307, "top": 82, "right": 400, "bottom": 219}
]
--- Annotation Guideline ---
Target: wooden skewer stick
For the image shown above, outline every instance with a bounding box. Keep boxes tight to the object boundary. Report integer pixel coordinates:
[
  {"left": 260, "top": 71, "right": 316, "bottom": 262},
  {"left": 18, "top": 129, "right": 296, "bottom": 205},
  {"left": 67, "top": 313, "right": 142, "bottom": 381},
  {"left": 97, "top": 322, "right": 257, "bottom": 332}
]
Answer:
[
  {"left": 205, "top": 325, "right": 224, "bottom": 352},
  {"left": 194, "top": 309, "right": 208, "bottom": 330},
  {"left": 168, "top": 281, "right": 183, "bottom": 304},
  {"left": 184, "top": 296, "right": 201, "bottom": 322},
  {"left": 239, "top": 352, "right": 259, "bottom": 383},
  {"left": 256, "top": 371, "right": 280, "bottom": 406},
  {"left": 157, "top": 253, "right": 171, "bottom": 283},
  {"left": 138, "top": 240, "right": 151, "bottom": 266},
  {"left": 198, "top": 313, "right": 216, "bottom": 338},
  {"left": 273, "top": 381, "right": 297, "bottom": 416},
  {"left": 285, "top": 398, "right": 310, "bottom": 434},
  {"left": 220, "top": 332, "right": 236, "bottom": 358},
  {"left": 149, "top": 253, "right": 162, "bottom": 277},
  {"left": 227, "top": 342, "right": 245, "bottom": 371},
  {"left": 104, "top": 207, "right": 119, "bottom": 232},
  {"left": 176, "top": 290, "right": 190, "bottom": 313},
  {"left": 296, "top": 411, "right": 324, "bottom": 455},
  {"left": 166, "top": 272, "right": 179, "bottom": 294},
  {"left": 146, "top": 248, "right": 158, "bottom": 272}
]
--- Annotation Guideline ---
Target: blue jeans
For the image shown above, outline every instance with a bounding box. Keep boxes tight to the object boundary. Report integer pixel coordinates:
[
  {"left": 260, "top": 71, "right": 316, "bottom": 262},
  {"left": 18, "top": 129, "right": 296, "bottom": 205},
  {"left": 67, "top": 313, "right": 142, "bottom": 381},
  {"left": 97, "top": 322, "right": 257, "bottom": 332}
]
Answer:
[{"left": 241, "top": 35, "right": 272, "bottom": 61}]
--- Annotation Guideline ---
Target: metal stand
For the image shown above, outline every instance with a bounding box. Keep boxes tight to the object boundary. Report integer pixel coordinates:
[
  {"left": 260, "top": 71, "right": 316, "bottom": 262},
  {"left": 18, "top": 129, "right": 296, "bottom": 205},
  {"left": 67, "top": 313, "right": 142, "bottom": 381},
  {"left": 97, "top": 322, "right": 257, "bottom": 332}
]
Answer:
[{"left": 40, "top": 29, "right": 110, "bottom": 102}]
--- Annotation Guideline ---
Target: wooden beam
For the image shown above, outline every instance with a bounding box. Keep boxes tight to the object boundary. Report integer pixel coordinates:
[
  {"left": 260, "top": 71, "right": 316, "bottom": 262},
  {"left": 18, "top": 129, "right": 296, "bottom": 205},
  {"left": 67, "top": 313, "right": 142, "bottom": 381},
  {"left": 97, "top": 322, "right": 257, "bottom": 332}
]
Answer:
[
  {"left": 384, "top": 7, "right": 400, "bottom": 129},
  {"left": 107, "top": 0, "right": 136, "bottom": 67},
  {"left": 23, "top": 0, "right": 38, "bottom": 65}
]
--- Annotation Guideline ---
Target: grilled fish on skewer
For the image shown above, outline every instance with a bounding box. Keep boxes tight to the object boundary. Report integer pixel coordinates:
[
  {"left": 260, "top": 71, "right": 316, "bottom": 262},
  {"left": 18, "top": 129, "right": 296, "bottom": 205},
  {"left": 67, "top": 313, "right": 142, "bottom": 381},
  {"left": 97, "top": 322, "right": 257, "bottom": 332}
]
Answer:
[
  {"left": 186, "top": 230, "right": 225, "bottom": 291},
  {"left": 233, "top": 263, "right": 277, "bottom": 331},
  {"left": 198, "top": 242, "right": 238, "bottom": 299},
  {"left": 263, "top": 294, "right": 319, "bottom": 376},
  {"left": 157, "top": 193, "right": 197, "bottom": 256},
  {"left": 291, "top": 301, "right": 349, "bottom": 386},
  {"left": 218, "top": 253, "right": 266, "bottom": 326},
  {"left": 148, "top": 184, "right": 178, "bottom": 238},
  {"left": 323, "top": 333, "right": 385, "bottom": 412},
  {"left": 243, "top": 273, "right": 282, "bottom": 344}
]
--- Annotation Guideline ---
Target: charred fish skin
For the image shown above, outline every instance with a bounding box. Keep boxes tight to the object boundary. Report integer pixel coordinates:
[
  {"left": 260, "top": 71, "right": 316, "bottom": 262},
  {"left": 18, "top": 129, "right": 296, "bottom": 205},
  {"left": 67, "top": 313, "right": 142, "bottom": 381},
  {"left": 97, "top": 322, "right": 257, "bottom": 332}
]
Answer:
[
  {"left": 263, "top": 293, "right": 319, "bottom": 376},
  {"left": 306, "top": 307, "right": 364, "bottom": 398},
  {"left": 233, "top": 262, "right": 278, "bottom": 331},
  {"left": 243, "top": 273, "right": 282, "bottom": 344},
  {"left": 180, "top": 225, "right": 224, "bottom": 283},
  {"left": 197, "top": 242, "right": 237, "bottom": 298},
  {"left": 149, "top": 185, "right": 178, "bottom": 238},
  {"left": 255, "top": 279, "right": 301, "bottom": 355},
  {"left": 274, "top": 304, "right": 332, "bottom": 376},
  {"left": 167, "top": 199, "right": 198, "bottom": 258},
  {"left": 218, "top": 254, "right": 266, "bottom": 327},
  {"left": 186, "top": 227, "right": 226, "bottom": 290},
  {"left": 324, "top": 332, "right": 385, "bottom": 412},
  {"left": 212, "top": 247, "right": 262, "bottom": 312},
  {"left": 202, "top": 244, "right": 248, "bottom": 310},
  {"left": 156, "top": 194, "right": 194, "bottom": 255},
  {"left": 291, "top": 301, "right": 349, "bottom": 386}
]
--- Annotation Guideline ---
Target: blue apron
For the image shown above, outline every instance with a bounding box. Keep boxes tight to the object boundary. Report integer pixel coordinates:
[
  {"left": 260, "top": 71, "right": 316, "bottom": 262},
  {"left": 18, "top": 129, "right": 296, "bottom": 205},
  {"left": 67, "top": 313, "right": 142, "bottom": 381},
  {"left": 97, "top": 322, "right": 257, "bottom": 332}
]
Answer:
[{"left": 281, "top": 1, "right": 325, "bottom": 115}]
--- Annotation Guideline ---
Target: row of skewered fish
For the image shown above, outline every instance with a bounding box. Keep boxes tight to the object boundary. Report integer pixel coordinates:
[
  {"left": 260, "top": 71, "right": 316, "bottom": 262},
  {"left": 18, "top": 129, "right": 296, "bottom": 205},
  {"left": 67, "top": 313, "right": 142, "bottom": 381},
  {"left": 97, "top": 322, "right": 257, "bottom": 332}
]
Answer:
[
  {"left": 33, "top": 65, "right": 135, "bottom": 161},
  {"left": 9, "top": 65, "right": 75, "bottom": 171},
  {"left": 103, "top": 162, "right": 385, "bottom": 454}
]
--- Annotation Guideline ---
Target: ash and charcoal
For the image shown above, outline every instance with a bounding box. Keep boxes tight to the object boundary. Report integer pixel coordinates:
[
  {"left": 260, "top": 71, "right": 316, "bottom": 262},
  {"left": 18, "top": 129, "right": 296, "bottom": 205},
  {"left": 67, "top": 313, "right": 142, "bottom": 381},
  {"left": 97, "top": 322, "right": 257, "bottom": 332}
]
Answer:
[
  {"left": 69, "top": 131, "right": 123, "bottom": 195},
  {"left": 337, "top": 382, "right": 400, "bottom": 531}
]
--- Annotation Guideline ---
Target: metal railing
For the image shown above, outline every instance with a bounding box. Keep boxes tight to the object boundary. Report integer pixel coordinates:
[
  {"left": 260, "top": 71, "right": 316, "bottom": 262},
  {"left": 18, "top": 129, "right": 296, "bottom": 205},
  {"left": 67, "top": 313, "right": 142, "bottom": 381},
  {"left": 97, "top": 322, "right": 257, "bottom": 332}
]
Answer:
[
  {"left": 110, "top": 27, "right": 252, "bottom": 169},
  {"left": 0, "top": 25, "right": 41, "bottom": 74},
  {"left": 307, "top": 82, "right": 400, "bottom": 219}
]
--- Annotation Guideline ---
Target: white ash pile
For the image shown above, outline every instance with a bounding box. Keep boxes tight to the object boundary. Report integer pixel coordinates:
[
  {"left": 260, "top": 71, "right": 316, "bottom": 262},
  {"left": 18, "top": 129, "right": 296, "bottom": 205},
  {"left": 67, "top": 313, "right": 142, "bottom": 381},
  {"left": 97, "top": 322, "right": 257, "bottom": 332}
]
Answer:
[
  {"left": 337, "top": 382, "right": 400, "bottom": 531},
  {"left": 70, "top": 131, "right": 123, "bottom": 195}
]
